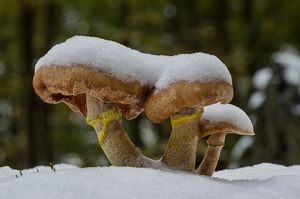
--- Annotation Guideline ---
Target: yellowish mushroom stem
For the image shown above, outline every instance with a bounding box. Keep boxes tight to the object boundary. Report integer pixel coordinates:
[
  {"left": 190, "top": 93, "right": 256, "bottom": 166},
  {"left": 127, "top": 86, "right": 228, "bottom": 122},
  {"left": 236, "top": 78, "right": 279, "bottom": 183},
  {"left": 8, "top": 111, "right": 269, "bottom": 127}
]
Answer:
[
  {"left": 161, "top": 107, "right": 203, "bottom": 172},
  {"left": 198, "top": 133, "right": 226, "bottom": 176},
  {"left": 86, "top": 95, "right": 154, "bottom": 167}
]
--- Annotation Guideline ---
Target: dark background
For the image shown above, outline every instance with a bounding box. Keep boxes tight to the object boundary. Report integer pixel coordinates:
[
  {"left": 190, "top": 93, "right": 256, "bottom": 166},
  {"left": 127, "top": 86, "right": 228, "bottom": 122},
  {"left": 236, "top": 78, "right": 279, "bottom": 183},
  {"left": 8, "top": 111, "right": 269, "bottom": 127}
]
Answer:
[{"left": 0, "top": 0, "right": 300, "bottom": 169}]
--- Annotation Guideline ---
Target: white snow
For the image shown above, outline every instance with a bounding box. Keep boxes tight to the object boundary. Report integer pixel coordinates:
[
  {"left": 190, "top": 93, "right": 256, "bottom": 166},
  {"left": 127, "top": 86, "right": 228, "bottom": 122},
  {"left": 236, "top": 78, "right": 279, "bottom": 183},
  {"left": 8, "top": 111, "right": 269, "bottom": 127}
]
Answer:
[
  {"left": 273, "top": 51, "right": 300, "bottom": 71},
  {"left": 283, "top": 68, "right": 300, "bottom": 85},
  {"left": 249, "top": 67, "right": 272, "bottom": 110},
  {"left": 35, "top": 36, "right": 232, "bottom": 90},
  {"left": 272, "top": 51, "right": 300, "bottom": 86},
  {"left": 1, "top": 163, "right": 300, "bottom": 199},
  {"left": 138, "top": 118, "right": 158, "bottom": 147},
  {"left": 252, "top": 67, "right": 273, "bottom": 90},
  {"left": 229, "top": 136, "right": 254, "bottom": 168},
  {"left": 214, "top": 163, "right": 300, "bottom": 181},
  {"left": 203, "top": 103, "right": 254, "bottom": 133},
  {"left": 291, "top": 104, "right": 300, "bottom": 116},
  {"left": 248, "top": 91, "right": 266, "bottom": 109}
]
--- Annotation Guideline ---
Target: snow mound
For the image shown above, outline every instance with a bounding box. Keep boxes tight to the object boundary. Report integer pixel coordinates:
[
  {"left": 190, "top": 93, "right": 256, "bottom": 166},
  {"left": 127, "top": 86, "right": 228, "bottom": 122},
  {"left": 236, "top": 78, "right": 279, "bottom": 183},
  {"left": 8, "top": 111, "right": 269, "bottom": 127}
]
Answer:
[
  {"left": 1, "top": 163, "right": 300, "bottom": 199},
  {"left": 35, "top": 36, "right": 232, "bottom": 89}
]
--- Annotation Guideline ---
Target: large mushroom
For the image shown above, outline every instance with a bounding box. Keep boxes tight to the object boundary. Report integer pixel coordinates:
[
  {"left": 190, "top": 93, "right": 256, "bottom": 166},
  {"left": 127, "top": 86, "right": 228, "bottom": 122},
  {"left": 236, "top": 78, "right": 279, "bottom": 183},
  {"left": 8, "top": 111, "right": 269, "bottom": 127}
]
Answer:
[
  {"left": 144, "top": 55, "right": 233, "bottom": 172},
  {"left": 33, "top": 36, "right": 241, "bottom": 172},
  {"left": 196, "top": 103, "right": 254, "bottom": 176},
  {"left": 33, "top": 36, "right": 155, "bottom": 167}
]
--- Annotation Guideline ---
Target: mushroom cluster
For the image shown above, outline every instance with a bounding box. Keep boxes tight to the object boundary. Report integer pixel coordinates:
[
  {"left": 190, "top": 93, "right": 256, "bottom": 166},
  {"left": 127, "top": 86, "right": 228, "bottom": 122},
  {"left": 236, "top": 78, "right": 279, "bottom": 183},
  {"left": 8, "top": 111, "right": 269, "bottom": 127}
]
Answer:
[{"left": 33, "top": 36, "right": 254, "bottom": 176}]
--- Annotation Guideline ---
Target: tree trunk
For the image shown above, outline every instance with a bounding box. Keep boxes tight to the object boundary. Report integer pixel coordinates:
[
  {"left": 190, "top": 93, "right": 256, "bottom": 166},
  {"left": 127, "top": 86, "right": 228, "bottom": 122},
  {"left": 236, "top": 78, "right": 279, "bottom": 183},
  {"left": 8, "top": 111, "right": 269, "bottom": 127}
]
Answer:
[{"left": 19, "top": 2, "right": 37, "bottom": 167}]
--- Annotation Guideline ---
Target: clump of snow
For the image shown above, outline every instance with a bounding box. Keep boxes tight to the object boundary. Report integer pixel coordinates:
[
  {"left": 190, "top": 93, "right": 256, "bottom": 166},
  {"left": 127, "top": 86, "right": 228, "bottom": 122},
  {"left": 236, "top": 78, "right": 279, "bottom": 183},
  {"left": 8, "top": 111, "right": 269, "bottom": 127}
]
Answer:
[
  {"left": 203, "top": 103, "right": 254, "bottom": 133},
  {"left": 35, "top": 36, "right": 232, "bottom": 90},
  {"left": 272, "top": 51, "right": 300, "bottom": 86},
  {"left": 60, "top": 153, "right": 84, "bottom": 166},
  {"left": 273, "top": 51, "right": 300, "bottom": 71},
  {"left": 253, "top": 67, "right": 273, "bottom": 90},
  {"left": 1, "top": 163, "right": 300, "bottom": 199},
  {"left": 291, "top": 104, "right": 300, "bottom": 116},
  {"left": 283, "top": 68, "right": 300, "bottom": 85},
  {"left": 248, "top": 91, "right": 266, "bottom": 109},
  {"left": 248, "top": 67, "right": 272, "bottom": 110},
  {"left": 138, "top": 118, "right": 158, "bottom": 147},
  {"left": 228, "top": 136, "right": 254, "bottom": 168}
]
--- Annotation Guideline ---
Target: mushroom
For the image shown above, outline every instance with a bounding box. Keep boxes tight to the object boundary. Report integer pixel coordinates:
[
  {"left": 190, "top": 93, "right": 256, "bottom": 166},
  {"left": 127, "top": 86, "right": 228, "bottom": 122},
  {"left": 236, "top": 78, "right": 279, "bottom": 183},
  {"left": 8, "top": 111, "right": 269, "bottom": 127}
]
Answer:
[
  {"left": 32, "top": 36, "right": 159, "bottom": 168},
  {"left": 33, "top": 36, "right": 236, "bottom": 171},
  {"left": 196, "top": 103, "right": 254, "bottom": 176},
  {"left": 145, "top": 78, "right": 233, "bottom": 171}
]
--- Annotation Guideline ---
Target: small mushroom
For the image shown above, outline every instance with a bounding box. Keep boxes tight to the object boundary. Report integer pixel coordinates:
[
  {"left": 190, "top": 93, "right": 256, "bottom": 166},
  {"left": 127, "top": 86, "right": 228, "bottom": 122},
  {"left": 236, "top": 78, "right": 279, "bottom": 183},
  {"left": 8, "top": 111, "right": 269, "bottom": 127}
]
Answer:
[
  {"left": 144, "top": 80, "right": 233, "bottom": 171},
  {"left": 196, "top": 103, "right": 254, "bottom": 176},
  {"left": 33, "top": 64, "right": 154, "bottom": 167}
]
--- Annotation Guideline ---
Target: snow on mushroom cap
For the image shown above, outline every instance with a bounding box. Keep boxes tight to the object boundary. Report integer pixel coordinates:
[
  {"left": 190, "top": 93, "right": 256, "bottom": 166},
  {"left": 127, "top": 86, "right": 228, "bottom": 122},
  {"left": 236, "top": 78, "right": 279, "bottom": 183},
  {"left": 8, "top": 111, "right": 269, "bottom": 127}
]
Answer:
[
  {"left": 35, "top": 36, "right": 232, "bottom": 90},
  {"left": 202, "top": 103, "right": 254, "bottom": 133},
  {"left": 154, "top": 53, "right": 231, "bottom": 90}
]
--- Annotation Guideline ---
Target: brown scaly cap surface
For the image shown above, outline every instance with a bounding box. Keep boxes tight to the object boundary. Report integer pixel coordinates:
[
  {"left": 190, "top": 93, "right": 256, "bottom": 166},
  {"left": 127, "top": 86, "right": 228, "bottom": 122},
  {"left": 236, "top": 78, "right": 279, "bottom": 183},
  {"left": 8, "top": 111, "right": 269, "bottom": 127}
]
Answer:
[
  {"left": 33, "top": 65, "right": 149, "bottom": 119},
  {"left": 144, "top": 81, "right": 233, "bottom": 123}
]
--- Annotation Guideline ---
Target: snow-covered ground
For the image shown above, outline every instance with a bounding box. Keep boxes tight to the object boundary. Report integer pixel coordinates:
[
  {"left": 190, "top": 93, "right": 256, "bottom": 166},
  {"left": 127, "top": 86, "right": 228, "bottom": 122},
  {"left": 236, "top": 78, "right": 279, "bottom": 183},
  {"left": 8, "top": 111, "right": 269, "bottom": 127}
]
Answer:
[{"left": 1, "top": 163, "right": 300, "bottom": 199}]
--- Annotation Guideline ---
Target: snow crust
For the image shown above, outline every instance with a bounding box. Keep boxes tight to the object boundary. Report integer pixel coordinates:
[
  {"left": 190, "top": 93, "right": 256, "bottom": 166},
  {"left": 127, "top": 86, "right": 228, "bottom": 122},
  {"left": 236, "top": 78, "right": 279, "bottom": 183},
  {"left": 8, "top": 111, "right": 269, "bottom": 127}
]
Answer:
[
  {"left": 1, "top": 163, "right": 300, "bottom": 199},
  {"left": 35, "top": 36, "right": 232, "bottom": 90},
  {"left": 203, "top": 103, "right": 254, "bottom": 133}
]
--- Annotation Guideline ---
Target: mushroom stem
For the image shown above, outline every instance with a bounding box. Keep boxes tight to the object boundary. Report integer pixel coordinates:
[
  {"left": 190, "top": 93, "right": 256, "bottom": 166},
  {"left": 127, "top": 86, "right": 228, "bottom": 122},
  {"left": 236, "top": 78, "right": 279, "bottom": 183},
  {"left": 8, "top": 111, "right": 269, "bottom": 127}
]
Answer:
[
  {"left": 198, "top": 133, "right": 226, "bottom": 176},
  {"left": 86, "top": 95, "right": 154, "bottom": 167},
  {"left": 161, "top": 107, "right": 203, "bottom": 172}
]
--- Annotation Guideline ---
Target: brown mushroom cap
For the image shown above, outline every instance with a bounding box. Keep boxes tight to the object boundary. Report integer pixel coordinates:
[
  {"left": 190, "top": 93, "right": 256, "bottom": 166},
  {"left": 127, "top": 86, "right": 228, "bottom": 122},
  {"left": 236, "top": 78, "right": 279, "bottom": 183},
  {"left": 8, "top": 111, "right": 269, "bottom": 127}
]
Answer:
[
  {"left": 198, "top": 103, "right": 255, "bottom": 137},
  {"left": 33, "top": 65, "right": 149, "bottom": 119},
  {"left": 144, "top": 80, "right": 233, "bottom": 123},
  {"left": 199, "top": 121, "right": 254, "bottom": 137}
]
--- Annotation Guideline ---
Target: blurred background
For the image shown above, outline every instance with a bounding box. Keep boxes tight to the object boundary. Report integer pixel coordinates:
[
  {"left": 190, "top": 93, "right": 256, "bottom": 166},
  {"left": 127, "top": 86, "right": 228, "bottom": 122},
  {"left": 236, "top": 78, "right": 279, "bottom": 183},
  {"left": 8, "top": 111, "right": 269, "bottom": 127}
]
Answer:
[{"left": 0, "top": 0, "right": 300, "bottom": 170}]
